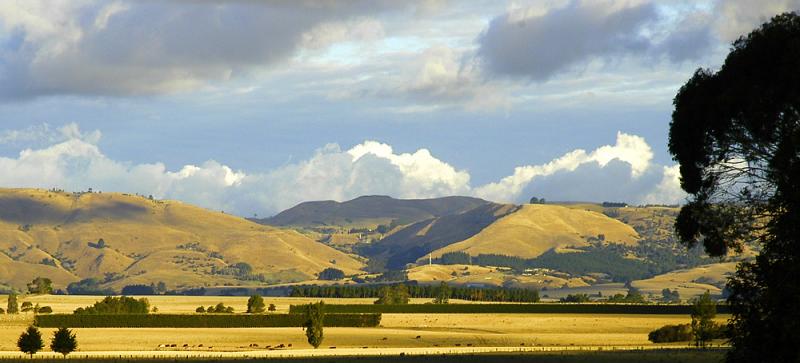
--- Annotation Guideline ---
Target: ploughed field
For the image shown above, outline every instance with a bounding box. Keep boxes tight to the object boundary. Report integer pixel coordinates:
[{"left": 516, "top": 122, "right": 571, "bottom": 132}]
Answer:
[{"left": 0, "top": 295, "right": 728, "bottom": 354}]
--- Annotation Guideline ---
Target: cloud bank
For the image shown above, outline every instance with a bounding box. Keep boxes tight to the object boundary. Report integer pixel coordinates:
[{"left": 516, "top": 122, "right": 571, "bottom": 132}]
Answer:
[
  {"left": 0, "top": 124, "right": 684, "bottom": 215},
  {"left": 0, "top": 1, "right": 417, "bottom": 99}
]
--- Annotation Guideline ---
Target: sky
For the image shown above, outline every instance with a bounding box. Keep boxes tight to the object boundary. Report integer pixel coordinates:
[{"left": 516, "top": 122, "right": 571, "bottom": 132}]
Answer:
[{"left": 0, "top": 0, "right": 796, "bottom": 217}]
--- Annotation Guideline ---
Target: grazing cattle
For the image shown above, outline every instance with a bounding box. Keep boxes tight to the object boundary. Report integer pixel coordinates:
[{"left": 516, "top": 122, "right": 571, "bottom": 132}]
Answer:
[
  {"left": 170, "top": 344, "right": 177, "bottom": 347},
  {"left": 198, "top": 344, "right": 203, "bottom": 347},
  {"left": 455, "top": 343, "right": 461, "bottom": 347},
  {"left": 415, "top": 335, "right": 421, "bottom": 339},
  {"left": 467, "top": 343, "right": 473, "bottom": 347},
  {"left": 182, "top": 344, "right": 189, "bottom": 347},
  {"left": 329, "top": 346, "right": 336, "bottom": 349},
  {"left": 287, "top": 344, "right": 292, "bottom": 347},
  {"left": 381, "top": 337, "right": 388, "bottom": 341}
]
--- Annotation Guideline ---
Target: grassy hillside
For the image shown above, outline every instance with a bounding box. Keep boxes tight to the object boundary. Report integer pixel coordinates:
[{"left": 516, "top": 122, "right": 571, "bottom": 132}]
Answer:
[
  {"left": 359, "top": 203, "right": 519, "bottom": 270},
  {"left": 427, "top": 204, "right": 640, "bottom": 260},
  {"left": 257, "top": 195, "right": 489, "bottom": 228},
  {"left": 0, "top": 188, "right": 364, "bottom": 291},
  {"left": 632, "top": 262, "right": 736, "bottom": 298}
]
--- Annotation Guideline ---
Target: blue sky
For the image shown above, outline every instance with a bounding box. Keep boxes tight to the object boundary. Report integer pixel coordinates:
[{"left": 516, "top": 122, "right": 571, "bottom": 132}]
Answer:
[{"left": 0, "top": 0, "right": 794, "bottom": 216}]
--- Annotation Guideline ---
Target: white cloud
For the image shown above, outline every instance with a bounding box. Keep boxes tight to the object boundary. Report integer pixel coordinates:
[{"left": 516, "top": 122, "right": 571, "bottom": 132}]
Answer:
[
  {"left": 474, "top": 132, "right": 655, "bottom": 202},
  {"left": 0, "top": 124, "right": 684, "bottom": 215}
]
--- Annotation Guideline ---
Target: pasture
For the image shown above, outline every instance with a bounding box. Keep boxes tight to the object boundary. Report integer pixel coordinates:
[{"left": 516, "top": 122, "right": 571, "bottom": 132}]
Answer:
[{"left": 0, "top": 295, "right": 729, "bottom": 358}]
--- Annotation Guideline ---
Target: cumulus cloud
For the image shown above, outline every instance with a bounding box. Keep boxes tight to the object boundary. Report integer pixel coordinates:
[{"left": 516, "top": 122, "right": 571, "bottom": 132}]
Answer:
[
  {"left": 0, "top": 124, "right": 684, "bottom": 215},
  {"left": 0, "top": 1, "right": 416, "bottom": 99},
  {"left": 474, "top": 132, "right": 656, "bottom": 202}
]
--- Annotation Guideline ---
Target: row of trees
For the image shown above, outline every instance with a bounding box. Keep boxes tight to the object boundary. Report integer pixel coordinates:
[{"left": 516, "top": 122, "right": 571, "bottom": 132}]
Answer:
[
  {"left": 18, "top": 326, "right": 77, "bottom": 358},
  {"left": 289, "top": 283, "right": 539, "bottom": 302},
  {"left": 3, "top": 293, "right": 53, "bottom": 314}
]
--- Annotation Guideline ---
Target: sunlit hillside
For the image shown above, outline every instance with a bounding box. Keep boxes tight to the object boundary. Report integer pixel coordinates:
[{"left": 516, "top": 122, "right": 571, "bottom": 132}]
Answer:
[
  {"left": 426, "top": 204, "right": 640, "bottom": 260},
  {"left": 0, "top": 188, "right": 363, "bottom": 291}
]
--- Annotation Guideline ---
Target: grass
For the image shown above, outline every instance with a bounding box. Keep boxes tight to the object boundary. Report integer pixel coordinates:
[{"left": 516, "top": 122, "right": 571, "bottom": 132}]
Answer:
[
  {"left": 0, "top": 188, "right": 364, "bottom": 291},
  {"left": 429, "top": 204, "right": 640, "bottom": 260}
]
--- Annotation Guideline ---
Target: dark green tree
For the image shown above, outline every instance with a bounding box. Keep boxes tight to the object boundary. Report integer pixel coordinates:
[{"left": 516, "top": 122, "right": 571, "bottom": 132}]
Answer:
[
  {"left": 318, "top": 267, "right": 345, "bottom": 280},
  {"left": 691, "top": 291, "right": 717, "bottom": 348},
  {"left": 433, "top": 282, "right": 450, "bottom": 304},
  {"left": 247, "top": 295, "right": 266, "bottom": 313},
  {"left": 303, "top": 301, "right": 324, "bottom": 348},
  {"left": 669, "top": 12, "right": 800, "bottom": 363},
  {"left": 50, "top": 327, "right": 77, "bottom": 357},
  {"left": 17, "top": 326, "right": 43, "bottom": 358},
  {"left": 7, "top": 293, "right": 18, "bottom": 314}
]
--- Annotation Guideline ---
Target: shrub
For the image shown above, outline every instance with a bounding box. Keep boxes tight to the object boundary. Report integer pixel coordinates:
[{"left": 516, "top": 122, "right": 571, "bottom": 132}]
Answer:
[
  {"left": 648, "top": 324, "right": 693, "bottom": 343},
  {"left": 195, "top": 306, "right": 205, "bottom": 313},
  {"left": 268, "top": 303, "right": 277, "bottom": 312},
  {"left": 21, "top": 301, "right": 33, "bottom": 312},
  {"left": 36, "top": 306, "right": 53, "bottom": 314}
]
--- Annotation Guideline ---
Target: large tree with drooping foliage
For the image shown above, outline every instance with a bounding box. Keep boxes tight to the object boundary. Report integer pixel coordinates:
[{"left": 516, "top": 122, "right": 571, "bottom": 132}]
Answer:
[{"left": 669, "top": 12, "right": 800, "bottom": 363}]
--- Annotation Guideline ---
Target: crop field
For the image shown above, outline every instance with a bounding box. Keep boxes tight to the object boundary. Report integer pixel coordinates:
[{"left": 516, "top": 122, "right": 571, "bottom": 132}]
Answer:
[{"left": 0, "top": 295, "right": 729, "bottom": 361}]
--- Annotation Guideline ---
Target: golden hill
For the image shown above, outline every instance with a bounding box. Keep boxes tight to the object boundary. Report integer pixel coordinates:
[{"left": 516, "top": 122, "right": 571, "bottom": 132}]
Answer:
[
  {"left": 407, "top": 263, "right": 590, "bottom": 289},
  {"left": 0, "top": 188, "right": 363, "bottom": 291},
  {"left": 632, "top": 262, "right": 736, "bottom": 298},
  {"left": 426, "top": 204, "right": 640, "bottom": 260}
]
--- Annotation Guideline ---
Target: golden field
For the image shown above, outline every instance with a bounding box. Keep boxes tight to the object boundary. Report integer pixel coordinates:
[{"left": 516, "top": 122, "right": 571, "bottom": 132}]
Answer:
[{"left": 0, "top": 295, "right": 728, "bottom": 353}]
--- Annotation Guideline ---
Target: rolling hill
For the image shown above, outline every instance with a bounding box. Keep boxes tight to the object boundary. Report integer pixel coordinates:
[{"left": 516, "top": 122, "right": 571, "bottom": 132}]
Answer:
[
  {"left": 425, "top": 204, "right": 640, "bottom": 261},
  {"left": 359, "top": 203, "right": 519, "bottom": 270},
  {"left": 0, "top": 188, "right": 364, "bottom": 291},
  {"left": 257, "top": 195, "right": 489, "bottom": 227}
]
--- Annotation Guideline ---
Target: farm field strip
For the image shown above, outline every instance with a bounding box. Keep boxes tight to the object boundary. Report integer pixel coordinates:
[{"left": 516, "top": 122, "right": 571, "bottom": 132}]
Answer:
[{"left": 0, "top": 345, "right": 728, "bottom": 360}]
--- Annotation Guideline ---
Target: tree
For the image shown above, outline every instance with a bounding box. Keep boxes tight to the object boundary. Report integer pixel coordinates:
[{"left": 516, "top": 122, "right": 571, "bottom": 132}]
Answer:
[
  {"left": 73, "top": 296, "right": 150, "bottom": 314},
  {"left": 669, "top": 12, "right": 800, "bottom": 363},
  {"left": 691, "top": 291, "right": 717, "bottom": 348},
  {"left": 303, "top": 301, "right": 324, "bottom": 348},
  {"left": 20, "top": 301, "right": 33, "bottom": 313},
  {"left": 318, "top": 267, "right": 345, "bottom": 280},
  {"left": 247, "top": 295, "right": 266, "bottom": 313},
  {"left": 50, "top": 327, "right": 77, "bottom": 357},
  {"left": 433, "top": 282, "right": 450, "bottom": 304},
  {"left": 662, "top": 288, "right": 681, "bottom": 303},
  {"left": 17, "top": 326, "right": 43, "bottom": 358},
  {"left": 121, "top": 284, "right": 155, "bottom": 295},
  {"left": 268, "top": 303, "right": 277, "bottom": 312},
  {"left": 7, "top": 293, "right": 18, "bottom": 314},
  {"left": 27, "top": 277, "right": 53, "bottom": 294}
]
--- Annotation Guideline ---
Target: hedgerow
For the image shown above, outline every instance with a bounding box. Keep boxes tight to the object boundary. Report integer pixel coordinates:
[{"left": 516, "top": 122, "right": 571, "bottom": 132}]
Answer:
[
  {"left": 289, "top": 303, "right": 730, "bottom": 314},
  {"left": 35, "top": 313, "right": 380, "bottom": 328}
]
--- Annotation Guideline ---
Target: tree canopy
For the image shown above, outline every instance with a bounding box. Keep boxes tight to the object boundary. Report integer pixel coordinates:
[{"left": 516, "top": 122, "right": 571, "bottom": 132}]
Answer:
[{"left": 669, "top": 12, "right": 800, "bottom": 363}]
